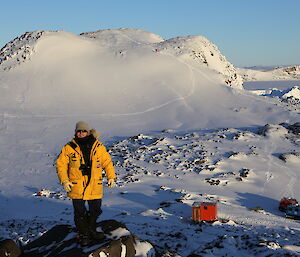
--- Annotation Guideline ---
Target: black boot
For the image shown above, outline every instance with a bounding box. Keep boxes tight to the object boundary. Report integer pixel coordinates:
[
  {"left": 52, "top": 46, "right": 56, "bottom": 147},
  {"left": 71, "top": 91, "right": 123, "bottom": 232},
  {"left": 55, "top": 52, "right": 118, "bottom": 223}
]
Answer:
[
  {"left": 87, "top": 213, "right": 105, "bottom": 240},
  {"left": 74, "top": 215, "right": 92, "bottom": 246}
]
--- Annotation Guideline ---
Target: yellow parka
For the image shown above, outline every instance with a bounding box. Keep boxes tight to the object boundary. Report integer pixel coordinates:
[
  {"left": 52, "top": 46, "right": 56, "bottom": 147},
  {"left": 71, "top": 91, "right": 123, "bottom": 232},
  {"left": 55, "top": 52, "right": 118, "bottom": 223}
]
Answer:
[{"left": 56, "top": 138, "right": 116, "bottom": 200}]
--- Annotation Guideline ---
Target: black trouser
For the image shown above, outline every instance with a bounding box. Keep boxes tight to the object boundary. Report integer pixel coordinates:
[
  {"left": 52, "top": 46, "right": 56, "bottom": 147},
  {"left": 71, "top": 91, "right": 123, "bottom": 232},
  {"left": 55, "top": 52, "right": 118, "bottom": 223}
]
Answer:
[{"left": 72, "top": 199, "right": 102, "bottom": 218}]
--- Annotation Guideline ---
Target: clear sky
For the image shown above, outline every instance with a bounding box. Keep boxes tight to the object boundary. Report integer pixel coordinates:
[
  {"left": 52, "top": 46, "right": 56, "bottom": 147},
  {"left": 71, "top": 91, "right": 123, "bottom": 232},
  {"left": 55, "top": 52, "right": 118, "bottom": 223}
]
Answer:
[{"left": 1, "top": 0, "right": 299, "bottom": 67}]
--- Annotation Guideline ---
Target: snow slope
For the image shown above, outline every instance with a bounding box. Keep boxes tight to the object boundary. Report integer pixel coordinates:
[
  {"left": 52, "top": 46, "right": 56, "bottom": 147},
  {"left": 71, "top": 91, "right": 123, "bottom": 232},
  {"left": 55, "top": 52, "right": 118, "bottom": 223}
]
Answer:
[{"left": 0, "top": 29, "right": 300, "bottom": 256}]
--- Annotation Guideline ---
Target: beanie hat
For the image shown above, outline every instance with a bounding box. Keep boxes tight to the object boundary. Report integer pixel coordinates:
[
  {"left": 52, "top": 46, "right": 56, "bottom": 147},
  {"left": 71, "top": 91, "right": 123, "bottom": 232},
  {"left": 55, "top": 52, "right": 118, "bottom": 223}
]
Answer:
[{"left": 75, "top": 121, "right": 91, "bottom": 132}]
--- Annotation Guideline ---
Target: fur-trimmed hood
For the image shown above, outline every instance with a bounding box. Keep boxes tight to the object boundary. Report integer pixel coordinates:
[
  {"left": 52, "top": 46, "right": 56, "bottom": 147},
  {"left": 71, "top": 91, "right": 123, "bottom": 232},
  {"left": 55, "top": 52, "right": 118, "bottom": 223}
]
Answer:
[{"left": 90, "top": 129, "right": 100, "bottom": 139}]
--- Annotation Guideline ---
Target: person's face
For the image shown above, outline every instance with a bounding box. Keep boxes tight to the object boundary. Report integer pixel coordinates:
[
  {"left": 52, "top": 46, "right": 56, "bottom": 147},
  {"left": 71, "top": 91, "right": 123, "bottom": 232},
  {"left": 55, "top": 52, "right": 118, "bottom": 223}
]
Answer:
[{"left": 76, "top": 130, "right": 88, "bottom": 138}]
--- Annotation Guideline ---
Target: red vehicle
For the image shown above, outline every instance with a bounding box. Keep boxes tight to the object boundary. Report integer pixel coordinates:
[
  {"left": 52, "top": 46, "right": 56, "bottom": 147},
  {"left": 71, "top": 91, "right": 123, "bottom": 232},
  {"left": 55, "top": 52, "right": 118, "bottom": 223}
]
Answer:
[{"left": 279, "top": 197, "right": 298, "bottom": 211}]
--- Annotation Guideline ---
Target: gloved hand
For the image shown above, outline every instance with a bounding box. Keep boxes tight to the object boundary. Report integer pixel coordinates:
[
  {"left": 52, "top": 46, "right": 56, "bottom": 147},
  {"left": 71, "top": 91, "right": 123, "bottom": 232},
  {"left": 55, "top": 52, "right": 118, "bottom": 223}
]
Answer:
[
  {"left": 107, "top": 178, "right": 115, "bottom": 188},
  {"left": 62, "top": 180, "right": 73, "bottom": 192}
]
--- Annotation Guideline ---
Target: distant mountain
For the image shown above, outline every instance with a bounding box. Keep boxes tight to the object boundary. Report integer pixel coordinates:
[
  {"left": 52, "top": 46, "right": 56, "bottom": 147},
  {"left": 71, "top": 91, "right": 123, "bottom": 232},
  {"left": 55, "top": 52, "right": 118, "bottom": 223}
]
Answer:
[
  {"left": 242, "top": 65, "right": 283, "bottom": 71},
  {"left": 274, "top": 65, "right": 300, "bottom": 79},
  {"left": 238, "top": 65, "right": 300, "bottom": 81}
]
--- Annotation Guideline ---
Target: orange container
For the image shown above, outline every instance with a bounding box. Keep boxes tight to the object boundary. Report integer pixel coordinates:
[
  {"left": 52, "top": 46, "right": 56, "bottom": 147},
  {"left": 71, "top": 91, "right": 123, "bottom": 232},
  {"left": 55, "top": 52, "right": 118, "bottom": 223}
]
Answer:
[{"left": 192, "top": 202, "right": 217, "bottom": 222}]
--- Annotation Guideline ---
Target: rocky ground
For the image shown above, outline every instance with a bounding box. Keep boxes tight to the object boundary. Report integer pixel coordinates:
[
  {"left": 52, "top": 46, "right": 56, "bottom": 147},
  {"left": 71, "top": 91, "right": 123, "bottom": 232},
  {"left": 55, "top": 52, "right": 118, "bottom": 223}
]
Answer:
[{"left": 1, "top": 122, "right": 300, "bottom": 256}]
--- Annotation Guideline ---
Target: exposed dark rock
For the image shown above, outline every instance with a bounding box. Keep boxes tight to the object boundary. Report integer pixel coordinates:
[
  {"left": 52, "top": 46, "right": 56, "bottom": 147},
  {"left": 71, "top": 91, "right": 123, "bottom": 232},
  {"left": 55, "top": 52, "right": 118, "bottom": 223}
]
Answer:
[
  {"left": 20, "top": 220, "right": 155, "bottom": 257},
  {"left": 278, "top": 152, "right": 300, "bottom": 162},
  {"left": 205, "top": 178, "right": 220, "bottom": 185},
  {"left": 281, "top": 122, "right": 300, "bottom": 135},
  {"left": 160, "top": 201, "right": 172, "bottom": 208},
  {"left": 91, "top": 235, "right": 136, "bottom": 257},
  {"left": 0, "top": 239, "right": 22, "bottom": 257},
  {"left": 257, "top": 124, "right": 288, "bottom": 137},
  {"left": 239, "top": 168, "right": 250, "bottom": 177}
]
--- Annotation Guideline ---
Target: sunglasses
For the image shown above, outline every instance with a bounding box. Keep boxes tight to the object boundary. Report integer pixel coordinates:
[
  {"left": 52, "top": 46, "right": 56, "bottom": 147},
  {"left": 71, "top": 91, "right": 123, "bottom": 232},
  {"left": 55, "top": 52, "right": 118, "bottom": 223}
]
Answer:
[{"left": 76, "top": 130, "right": 88, "bottom": 133}]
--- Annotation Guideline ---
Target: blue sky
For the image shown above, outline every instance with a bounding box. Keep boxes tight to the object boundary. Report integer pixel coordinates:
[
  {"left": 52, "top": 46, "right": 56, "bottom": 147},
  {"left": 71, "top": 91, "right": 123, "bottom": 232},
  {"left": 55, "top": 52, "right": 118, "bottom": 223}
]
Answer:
[{"left": 1, "top": 0, "right": 299, "bottom": 67}]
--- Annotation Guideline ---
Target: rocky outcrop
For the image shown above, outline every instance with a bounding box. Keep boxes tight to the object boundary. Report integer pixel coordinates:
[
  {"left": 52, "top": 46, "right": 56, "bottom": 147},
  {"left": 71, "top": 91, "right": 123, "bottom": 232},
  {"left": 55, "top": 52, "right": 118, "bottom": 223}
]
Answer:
[
  {"left": 281, "top": 122, "right": 300, "bottom": 135},
  {"left": 257, "top": 123, "right": 289, "bottom": 137},
  {"left": 154, "top": 35, "right": 244, "bottom": 89},
  {"left": 19, "top": 220, "right": 156, "bottom": 257},
  {"left": 0, "top": 239, "right": 22, "bottom": 257},
  {"left": 238, "top": 65, "right": 300, "bottom": 81},
  {"left": 0, "top": 31, "right": 45, "bottom": 70},
  {"left": 276, "top": 65, "right": 300, "bottom": 79},
  {"left": 278, "top": 152, "right": 300, "bottom": 163}
]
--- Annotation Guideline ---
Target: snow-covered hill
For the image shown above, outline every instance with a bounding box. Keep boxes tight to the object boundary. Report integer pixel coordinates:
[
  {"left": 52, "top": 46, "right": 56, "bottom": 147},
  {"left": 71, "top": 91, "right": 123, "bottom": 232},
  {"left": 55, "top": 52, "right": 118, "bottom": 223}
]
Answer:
[
  {"left": 0, "top": 28, "right": 300, "bottom": 256},
  {"left": 238, "top": 65, "right": 300, "bottom": 81},
  {"left": 273, "top": 65, "right": 300, "bottom": 79},
  {"left": 1, "top": 29, "right": 242, "bottom": 89},
  {"left": 0, "top": 29, "right": 297, "bottom": 129}
]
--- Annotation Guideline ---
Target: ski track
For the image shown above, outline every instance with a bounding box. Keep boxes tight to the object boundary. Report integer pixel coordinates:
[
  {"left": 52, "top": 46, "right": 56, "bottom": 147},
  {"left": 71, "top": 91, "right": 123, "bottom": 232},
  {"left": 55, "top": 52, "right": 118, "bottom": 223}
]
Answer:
[
  {"left": 261, "top": 139, "right": 275, "bottom": 194},
  {"left": 261, "top": 133, "right": 298, "bottom": 199}
]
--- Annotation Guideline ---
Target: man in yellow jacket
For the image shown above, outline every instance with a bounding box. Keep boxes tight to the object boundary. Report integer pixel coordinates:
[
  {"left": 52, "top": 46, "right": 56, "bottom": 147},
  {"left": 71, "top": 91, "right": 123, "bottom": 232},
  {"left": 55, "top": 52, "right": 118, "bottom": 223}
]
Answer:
[{"left": 56, "top": 121, "right": 116, "bottom": 246}]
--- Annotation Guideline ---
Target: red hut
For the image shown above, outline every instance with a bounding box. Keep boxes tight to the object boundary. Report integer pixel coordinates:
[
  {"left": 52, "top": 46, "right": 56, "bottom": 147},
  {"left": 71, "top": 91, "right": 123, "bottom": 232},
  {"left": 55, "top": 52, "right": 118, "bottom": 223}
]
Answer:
[{"left": 192, "top": 201, "right": 217, "bottom": 222}]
